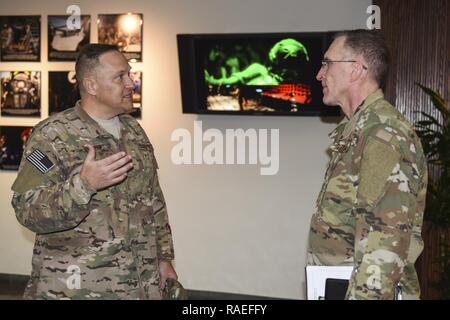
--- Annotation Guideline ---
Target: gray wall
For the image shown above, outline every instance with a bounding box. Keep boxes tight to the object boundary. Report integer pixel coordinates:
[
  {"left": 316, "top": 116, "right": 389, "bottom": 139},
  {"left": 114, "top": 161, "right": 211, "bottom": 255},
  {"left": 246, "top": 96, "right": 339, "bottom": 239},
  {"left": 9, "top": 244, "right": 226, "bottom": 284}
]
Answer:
[{"left": 0, "top": 0, "right": 371, "bottom": 299}]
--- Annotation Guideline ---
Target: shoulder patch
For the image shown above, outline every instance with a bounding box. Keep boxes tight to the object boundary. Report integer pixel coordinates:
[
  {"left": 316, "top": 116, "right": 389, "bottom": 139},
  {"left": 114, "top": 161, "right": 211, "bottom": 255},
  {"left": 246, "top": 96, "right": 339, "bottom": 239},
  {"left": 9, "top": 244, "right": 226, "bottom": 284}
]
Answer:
[
  {"left": 26, "top": 149, "right": 55, "bottom": 174},
  {"left": 359, "top": 137, "right": 400, "bottom": 206}
]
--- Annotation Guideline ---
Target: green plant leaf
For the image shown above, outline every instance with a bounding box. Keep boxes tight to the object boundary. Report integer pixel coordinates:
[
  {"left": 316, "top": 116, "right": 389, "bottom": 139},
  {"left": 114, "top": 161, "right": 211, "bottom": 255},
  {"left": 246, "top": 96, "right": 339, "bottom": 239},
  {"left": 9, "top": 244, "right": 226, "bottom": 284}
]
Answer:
[
  {"left": 416, "top": 83, "right": 449, "bottom": 119},
  {"left": 420, "top": 112, "right": 443, "bottom": 128},
  {"left": 415, "top": 84, "right": 450, "bottom": 232}
]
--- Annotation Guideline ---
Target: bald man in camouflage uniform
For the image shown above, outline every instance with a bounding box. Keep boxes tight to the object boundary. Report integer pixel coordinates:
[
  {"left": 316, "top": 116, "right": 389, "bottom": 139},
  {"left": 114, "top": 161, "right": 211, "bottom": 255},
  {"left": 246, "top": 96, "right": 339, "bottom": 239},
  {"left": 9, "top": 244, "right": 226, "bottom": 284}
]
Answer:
[
  {"left": 11, "top": 44, "right": 177, "bottom": 299},
  {"left": 308, "top": 30, "right": 427, "bottom": 299}
]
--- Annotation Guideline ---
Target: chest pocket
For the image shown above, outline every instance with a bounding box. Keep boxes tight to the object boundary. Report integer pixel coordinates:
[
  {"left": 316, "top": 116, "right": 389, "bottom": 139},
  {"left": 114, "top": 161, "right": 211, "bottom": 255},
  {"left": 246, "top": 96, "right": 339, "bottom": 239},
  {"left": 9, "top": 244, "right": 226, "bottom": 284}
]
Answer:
[
  {"left": 93, "top": 141, "right": 117, "bottom": 160},
  {"left": 318, "top": 143, "right": 358, "bottom": 227},
  {"left": 118, "top": 140, "right": 154, "bottom": 196}
]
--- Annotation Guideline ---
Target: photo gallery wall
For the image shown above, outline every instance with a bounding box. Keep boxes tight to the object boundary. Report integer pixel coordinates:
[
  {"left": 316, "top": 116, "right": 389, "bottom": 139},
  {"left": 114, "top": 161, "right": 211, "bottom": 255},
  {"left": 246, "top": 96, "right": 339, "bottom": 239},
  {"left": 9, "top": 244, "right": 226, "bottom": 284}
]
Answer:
[{"left": 0, "top": 13, "right": 143, "bottom": 170}]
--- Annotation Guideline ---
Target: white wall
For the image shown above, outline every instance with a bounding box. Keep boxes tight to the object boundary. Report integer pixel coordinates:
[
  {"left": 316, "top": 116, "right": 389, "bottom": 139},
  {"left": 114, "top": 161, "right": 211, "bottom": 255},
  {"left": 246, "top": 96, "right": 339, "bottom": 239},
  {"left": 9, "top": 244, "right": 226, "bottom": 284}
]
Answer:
[{"left": 0, "top": 0, "right": 370, "bottom": 299}]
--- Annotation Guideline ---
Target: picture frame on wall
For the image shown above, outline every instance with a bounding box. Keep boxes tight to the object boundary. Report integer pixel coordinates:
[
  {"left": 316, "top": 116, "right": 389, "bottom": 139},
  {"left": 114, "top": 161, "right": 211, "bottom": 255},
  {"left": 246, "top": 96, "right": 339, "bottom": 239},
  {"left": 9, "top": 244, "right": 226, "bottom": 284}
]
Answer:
[
  {"left": 48, "top": 15, "right": 91, "bottom": 61},
  {"left": 0, "top": 71, "right": 41, "bottom": 117},
  {"left": 49, "top": 71, "right": 141, "bottom": 118},
  {"left": 129, "top": 70, "right": 142, "bottom": 118},
  {"left": 0, "top": 126, "right": 33, "bottom": 170},
  {"left": 0, "top": 15, "right": 41, "bottom": 62},
  {"left": 49, "top": 71, "right": 80, "bottom": 115},
  {"left": 98, "top": 13, "right": 143, "bottom": 62}
]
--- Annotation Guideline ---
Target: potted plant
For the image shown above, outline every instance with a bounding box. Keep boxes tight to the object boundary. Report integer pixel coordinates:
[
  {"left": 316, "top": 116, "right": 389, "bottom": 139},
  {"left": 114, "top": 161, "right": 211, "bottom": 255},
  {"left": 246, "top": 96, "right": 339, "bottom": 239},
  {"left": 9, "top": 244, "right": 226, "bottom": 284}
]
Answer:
[{"left": 414, "top": 83, "right": 450, "bottom": 299}]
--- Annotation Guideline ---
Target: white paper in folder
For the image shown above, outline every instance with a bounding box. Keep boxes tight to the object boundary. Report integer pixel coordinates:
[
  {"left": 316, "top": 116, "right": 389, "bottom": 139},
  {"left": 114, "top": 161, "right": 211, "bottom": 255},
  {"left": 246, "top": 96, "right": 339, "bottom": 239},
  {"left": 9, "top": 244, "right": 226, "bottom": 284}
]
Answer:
[{"left": 306, "top": 266, "right": 354, "bottom": 300}]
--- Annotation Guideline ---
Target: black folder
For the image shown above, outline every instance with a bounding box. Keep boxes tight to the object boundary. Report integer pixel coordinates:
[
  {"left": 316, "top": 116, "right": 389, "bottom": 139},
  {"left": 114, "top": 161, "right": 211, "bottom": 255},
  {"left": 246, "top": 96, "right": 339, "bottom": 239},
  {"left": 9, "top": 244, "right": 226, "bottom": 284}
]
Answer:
[{"left": 324, "top": 278, "right": 349, "bottom": 300}]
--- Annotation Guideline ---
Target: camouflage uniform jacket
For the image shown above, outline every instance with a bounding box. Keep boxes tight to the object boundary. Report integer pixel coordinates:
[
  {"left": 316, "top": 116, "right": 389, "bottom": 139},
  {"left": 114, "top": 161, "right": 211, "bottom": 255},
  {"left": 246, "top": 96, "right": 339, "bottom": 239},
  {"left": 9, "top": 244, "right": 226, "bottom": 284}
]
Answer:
[
  {"left": 307, "top": 89, "right": 427, "bottom": 299},
  {"left": 11, "top": 103, "right": 174, "bottom": 299}
]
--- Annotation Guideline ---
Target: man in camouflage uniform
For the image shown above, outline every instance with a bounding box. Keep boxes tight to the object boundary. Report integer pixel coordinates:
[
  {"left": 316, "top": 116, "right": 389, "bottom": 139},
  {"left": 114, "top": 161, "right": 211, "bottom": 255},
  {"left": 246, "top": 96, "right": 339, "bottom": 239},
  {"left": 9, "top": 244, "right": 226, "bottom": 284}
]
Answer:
[
  {"left": 11, "top": 44, "right": 178, "bottom": 299},
  {"left": 308, "top": 30, "right": 427, "bottom": 299}
]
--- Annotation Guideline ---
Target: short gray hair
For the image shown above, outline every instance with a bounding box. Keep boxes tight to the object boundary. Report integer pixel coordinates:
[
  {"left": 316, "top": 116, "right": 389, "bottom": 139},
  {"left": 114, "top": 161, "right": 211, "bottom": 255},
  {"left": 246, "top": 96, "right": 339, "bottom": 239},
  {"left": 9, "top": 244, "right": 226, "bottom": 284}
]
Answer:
[{"left": 335, "top": 29, "right": 390, "bottom": 87}]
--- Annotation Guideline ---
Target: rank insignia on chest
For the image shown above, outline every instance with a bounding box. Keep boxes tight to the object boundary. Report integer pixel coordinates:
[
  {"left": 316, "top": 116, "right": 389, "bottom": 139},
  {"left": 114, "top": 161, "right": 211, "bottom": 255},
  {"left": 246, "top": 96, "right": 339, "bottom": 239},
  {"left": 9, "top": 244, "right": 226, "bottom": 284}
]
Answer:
[
  {"left": 26, "top": 149, "right": 55, "bottom": 174},
  {"left": 330, "top": 132, "right": 359, "bottom": 153}
]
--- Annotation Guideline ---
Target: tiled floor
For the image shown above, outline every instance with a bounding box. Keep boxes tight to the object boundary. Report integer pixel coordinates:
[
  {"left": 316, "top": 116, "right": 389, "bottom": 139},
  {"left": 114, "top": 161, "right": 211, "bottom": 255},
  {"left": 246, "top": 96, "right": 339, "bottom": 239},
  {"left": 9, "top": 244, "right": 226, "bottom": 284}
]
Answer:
[
  {"left": 0, "top": 273, "right": 277, "bottom": 300},
  {"left": 0, "top": 276, "right": 26, "bottom": 299},
  {"left": 0, "top": 294, "right": 23, "bottom": 300},
  {"left": 0, "top": 290, "right": 275, "bottom": 300}
]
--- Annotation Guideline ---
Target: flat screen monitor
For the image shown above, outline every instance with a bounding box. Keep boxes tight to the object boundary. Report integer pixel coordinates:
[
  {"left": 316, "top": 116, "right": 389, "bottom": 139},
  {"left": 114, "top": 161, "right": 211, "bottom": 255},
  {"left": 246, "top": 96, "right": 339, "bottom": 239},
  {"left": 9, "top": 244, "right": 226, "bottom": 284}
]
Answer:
[{"left": 177, "top": 32, "right": 340, "bottom": 116}]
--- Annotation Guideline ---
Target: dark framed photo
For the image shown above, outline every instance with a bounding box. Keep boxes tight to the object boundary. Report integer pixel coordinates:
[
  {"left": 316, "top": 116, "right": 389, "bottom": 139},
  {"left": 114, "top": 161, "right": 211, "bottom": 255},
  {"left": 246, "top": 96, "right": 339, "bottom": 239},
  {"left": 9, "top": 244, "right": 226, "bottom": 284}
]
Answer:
[
  {"left": 48, "top": 15, "right": 90, "bottom": 61},
  {"left": 98, "top": 13, "right": 143, "bottom": 61},
  {"left": 0, "top": 16, "right": 40, "bottom": 62},
  {"left": 49, "top": 71, "right": 79, "bottom": 115},
  {"left": 0, "top": 71, "right": 41, "bottom": 117},
  {"left": 130, "top": 71, "right": 142, "bottom": 118},
  {"left": 48, "top": 71, "right": 140, "bottom": 117},
  {"left": 0, "top": 126, "right": 33, "bottom": 170}
]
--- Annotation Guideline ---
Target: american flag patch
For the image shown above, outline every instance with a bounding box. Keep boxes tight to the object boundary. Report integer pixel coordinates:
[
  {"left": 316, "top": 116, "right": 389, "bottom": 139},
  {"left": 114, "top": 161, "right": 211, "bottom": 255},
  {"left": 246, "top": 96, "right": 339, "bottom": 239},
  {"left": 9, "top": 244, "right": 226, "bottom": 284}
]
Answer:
[{"left": 26, "top": 149, "right": 55, "bottom": 174}]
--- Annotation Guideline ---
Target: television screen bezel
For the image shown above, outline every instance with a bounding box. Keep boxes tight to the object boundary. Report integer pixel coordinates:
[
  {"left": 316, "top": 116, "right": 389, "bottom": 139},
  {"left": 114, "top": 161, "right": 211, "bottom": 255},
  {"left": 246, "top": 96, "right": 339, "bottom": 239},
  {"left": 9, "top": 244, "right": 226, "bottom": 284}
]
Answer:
[{"left": 177, "top": 31, "right": 340, "bottom": 117}]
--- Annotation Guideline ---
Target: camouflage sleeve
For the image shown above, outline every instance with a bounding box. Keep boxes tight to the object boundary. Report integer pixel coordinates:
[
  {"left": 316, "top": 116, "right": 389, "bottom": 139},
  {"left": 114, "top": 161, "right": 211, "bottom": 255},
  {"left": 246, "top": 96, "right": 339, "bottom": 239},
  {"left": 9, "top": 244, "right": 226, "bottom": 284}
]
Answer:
[
  {"left": 345, "top": 125, "right": 419, "bottom": 300},
  {"left": 150, "top": 155, "right": 174, "bottom": 261},
  {"left": 11, "top": 129, "right": 96, "bottom": 234}
]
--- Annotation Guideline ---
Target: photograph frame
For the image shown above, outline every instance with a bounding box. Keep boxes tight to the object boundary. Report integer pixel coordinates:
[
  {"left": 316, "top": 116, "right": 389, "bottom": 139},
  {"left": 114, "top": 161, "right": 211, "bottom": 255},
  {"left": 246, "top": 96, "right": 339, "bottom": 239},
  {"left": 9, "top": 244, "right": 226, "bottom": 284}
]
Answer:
[
  {"left": 49, "top": 70, "right": 141, "bottom": 118},
  {"left": 0, "top": 70, "right": 41, "bottom": 117},
  {"left": 0, "top": 126, "right": 33, "bottom": 171},
  {"left": 48, "top": 70, "right": 79, "bottom": 115},
  {"left": 0, "top": 15, "right": 41, "bottom": 62},
  {"left": 48, "top": 15, "right": 91, "bottom": 61},
  {"left": 97, "top": 13, "right": 143, "bottom": 62},
  {"left": 129, "top": 70, "right": 142, "bottom": 119}
]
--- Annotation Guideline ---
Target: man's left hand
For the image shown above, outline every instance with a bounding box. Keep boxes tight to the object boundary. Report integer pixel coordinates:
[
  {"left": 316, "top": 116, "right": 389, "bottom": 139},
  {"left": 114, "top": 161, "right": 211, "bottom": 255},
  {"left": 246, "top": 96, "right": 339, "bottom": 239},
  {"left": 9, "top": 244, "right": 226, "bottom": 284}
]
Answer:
[{"left": 159, "top": 260, "right": 178, "bottom": 289}]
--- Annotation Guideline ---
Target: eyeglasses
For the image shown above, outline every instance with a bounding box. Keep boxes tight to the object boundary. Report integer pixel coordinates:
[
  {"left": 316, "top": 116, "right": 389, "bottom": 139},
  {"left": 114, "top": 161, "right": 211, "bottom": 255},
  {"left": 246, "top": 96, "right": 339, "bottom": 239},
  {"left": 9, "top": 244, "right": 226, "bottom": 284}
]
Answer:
[{"left": 321, "top": 59, "right": 368, "bottom": 70}]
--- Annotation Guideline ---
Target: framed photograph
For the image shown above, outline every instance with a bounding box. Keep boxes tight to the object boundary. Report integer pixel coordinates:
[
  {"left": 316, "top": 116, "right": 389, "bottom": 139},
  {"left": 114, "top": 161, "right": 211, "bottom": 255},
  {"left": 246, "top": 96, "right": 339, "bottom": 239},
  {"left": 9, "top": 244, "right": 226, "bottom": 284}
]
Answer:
[
  {"left": 49, "top": 71, "right": 140, "bottom": 117},
  {"left": 48, "top": 15, "right": 90, "bottom": 61},
  {"left": 0, "top": 71, "right": 41, "bottom": 117},
  {"left": 49, "top": 71, "right": 79, "bottom": 115},
  {"left": 130, "top": 71, "right": 142, "bottom": 118},
  {"left": 0, "top": 16, "right": 40, "bottom": 62},
  {"left": 98, "top": 13, "right": 143, "bottom": 61},
  {"left": 0, "top": 126, "right": 33, "bottom": 170}
]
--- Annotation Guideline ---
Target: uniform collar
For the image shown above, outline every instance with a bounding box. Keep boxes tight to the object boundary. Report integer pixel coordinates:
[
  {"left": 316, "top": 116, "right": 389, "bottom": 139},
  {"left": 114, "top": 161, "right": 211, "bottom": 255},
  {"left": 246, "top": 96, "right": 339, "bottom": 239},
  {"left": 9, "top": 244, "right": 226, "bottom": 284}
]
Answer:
[
  {"left": 74, "top": 100, "right": 102, "bottom": 129},
  {"left": 74, "top": 101, "right": 125, "bottom": 139},
  {"left": 351, "top": 88, "right": 384, "bottom": 119},
  {"left": 328, "top": 118, "right": 347, "bottom": 142},
  {"left": 337, "top": 89, "right": 384, "bottom": 139}
]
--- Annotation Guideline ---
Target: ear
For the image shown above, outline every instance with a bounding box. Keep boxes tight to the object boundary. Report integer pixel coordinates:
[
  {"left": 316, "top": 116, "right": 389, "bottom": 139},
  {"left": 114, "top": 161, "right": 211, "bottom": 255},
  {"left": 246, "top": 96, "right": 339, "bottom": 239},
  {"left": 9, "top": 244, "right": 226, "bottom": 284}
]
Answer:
[
  {"left": 82, "top": 77, "right": 97, "bottom": 96},
  {"left": 349, "top": 62, "right": 365, "bottom": 83}
]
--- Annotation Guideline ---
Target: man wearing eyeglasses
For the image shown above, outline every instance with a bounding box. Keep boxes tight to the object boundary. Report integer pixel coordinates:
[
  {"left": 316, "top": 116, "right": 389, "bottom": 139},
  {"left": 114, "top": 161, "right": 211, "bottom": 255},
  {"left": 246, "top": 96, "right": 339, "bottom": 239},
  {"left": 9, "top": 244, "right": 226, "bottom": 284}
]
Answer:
[{"left": 307, "top": 29, "right": 427, "bottom": 300}]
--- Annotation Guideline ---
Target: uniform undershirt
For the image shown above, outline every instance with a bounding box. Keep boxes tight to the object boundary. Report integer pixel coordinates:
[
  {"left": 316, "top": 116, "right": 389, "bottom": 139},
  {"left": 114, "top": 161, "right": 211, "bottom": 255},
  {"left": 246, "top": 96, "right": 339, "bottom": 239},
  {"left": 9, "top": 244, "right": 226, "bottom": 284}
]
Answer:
[{"left": 88, "top": 113, "right": 122, "bottom": 140}]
